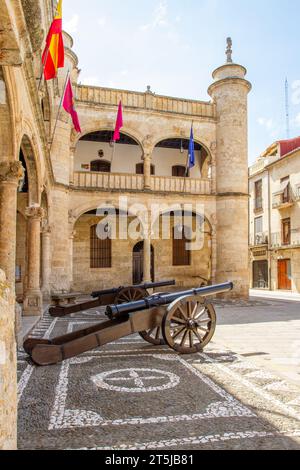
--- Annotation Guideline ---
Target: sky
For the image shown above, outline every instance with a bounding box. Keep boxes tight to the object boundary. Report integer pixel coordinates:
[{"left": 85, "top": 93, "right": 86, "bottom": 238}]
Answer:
[{"left": 62, "top": 0, "right": 300, "bottom": 164}]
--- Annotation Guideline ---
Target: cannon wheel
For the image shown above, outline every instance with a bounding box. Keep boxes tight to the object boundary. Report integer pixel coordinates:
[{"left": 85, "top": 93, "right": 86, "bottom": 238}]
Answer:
[
  {"left": 139, "top": 326, "right": 165, "bottom": 346},
  {"left": 115, "top": 287, "right": 147, "bottom": 304},
  {"left": 139, "top": 292, "right": 166, "bottom": 345},
  {"left": 162, "top": 295, "right": 216, "bottom": 354}
]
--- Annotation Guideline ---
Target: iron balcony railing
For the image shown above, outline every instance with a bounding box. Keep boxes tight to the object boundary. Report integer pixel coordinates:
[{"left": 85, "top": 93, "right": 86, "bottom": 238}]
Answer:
[
  {"left": 271, "top": 230, "right": 300, "bottom": 248},
  {"left": 250, "top": 232, "right": 269, "bottom": 246}
]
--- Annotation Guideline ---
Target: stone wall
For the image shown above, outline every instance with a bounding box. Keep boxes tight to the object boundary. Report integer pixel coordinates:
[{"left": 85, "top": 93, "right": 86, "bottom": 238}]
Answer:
[
  {"left": 73, "top": 214, "right": 212, "bottom": 292},
  {"left": 0, "top": 269, "right": 17, "bottom": 450}
]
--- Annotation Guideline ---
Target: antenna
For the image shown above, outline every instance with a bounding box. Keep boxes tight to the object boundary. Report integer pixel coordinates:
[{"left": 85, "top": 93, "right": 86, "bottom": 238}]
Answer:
[{"left": 285, "top": 78, "right": 290, "bottom": 139}]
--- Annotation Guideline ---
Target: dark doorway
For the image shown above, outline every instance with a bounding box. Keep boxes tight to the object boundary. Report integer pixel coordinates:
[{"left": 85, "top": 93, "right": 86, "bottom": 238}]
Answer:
[
  {"left": 90, "top": 160, "right": 111, "bottom": 173},
  {"left": 253, "top": 260, "right": 268, "bottom": 289},
  {"left": 133, "top": 242, "right": 154, "bottom": 285}
]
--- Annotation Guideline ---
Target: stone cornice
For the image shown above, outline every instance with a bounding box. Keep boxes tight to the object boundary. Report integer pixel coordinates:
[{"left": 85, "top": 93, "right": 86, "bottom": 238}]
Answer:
[{"left": 208, "top": 77, "right": 252, "bottom": 97}]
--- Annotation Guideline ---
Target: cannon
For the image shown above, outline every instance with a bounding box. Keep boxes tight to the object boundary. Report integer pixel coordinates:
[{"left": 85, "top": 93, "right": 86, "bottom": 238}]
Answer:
[
  {"left": 49, "top": 280, "right": 176, "bottom": 318},
  {"left": 24, "top": 282, "right": 233, "bottom": 366}
]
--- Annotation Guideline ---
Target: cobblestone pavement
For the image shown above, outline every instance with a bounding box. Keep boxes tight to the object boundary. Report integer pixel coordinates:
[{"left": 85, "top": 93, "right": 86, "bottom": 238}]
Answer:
[
  {"left": 214, "top": 297, "right": 300, "bottom": 387},
  {"left": 18, "top": 303, "right": 300, "bottom": 450}
]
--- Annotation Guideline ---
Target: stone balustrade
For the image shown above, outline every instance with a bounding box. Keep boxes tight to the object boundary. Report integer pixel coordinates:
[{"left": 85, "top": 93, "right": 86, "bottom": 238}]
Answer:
[
  {"left": 73, "top": 171, "right": 144, "bottom": 191},
  {"left": 75, "top": 85, "right": 216, "bottom": 119},
  {"left": 73, "top": 171, "right": 212, "bottom": 195}
]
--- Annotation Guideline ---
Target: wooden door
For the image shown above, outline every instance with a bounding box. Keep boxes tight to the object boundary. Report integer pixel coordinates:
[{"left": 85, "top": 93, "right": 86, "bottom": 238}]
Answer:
[
  {"left": 278, "top": 260, "right": 291, "bottom": 290},
  {"left": 133, "top": 251, "right": 143, "bottom": 285}
]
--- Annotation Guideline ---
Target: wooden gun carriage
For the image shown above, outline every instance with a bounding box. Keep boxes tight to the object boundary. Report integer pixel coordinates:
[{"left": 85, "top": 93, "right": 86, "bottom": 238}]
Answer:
[
  {"left": 49, "top": 280, "right": 176, "bottom": 318},
  {"left": 24, "top": 282, "right": 233, "bottom": 367}
]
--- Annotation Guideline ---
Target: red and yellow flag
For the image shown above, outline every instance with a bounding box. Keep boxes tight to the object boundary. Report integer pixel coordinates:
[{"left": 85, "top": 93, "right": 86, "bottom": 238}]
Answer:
[{"left": 42, "top": 0, "right": 65, "bottom": 80}]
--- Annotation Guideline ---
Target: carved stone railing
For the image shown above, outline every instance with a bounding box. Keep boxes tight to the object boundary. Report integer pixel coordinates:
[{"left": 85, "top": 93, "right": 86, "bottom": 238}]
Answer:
[
  {"left": 151, "top": 176, "right": 212, "bottom": 194},
  {"left": 75, "top": 85, "right": 216, "bottom": 119},
  {"left": 73, "top": 172, "right": 144, "bottom": 191},
  {"left": 73, "top": 172, "right": 212, "bottom": 195}
]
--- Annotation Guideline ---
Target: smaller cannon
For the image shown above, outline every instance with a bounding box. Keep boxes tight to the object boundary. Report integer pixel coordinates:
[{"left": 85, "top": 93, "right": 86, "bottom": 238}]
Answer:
[
  {"left": 49, "top": 280, "right": 176, "bottom": 318},
  {"left": 24, "top": 282, "right": 233, "bottom": 367}
]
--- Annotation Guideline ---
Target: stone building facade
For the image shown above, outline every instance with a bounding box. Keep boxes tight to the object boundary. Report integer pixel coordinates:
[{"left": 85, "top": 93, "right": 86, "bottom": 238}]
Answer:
[
  {"left": 249, "top": 137, "right": 300, "bottom": 293},
  {"left": 0, "top": 0, "right": 251, "bottom": 447}
]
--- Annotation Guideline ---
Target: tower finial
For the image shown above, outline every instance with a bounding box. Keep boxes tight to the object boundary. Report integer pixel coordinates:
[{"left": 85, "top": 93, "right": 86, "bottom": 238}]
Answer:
[{"left": 226, "top": 37, "right": 233, "bottom": 63}]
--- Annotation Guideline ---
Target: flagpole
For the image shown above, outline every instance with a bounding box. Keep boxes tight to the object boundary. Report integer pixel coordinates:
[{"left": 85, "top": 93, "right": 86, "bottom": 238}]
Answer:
[
  {"left": 49, "top": 70, "right": 70, "bottom": 153},
  {"left": 38, "top": 1, "right": 57, "bottom": 91}
]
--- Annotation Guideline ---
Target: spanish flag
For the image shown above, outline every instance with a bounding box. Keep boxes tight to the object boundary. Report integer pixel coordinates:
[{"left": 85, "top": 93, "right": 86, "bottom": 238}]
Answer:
[{"left": 42, "top": 0, "right": 64, "bottom": 80}]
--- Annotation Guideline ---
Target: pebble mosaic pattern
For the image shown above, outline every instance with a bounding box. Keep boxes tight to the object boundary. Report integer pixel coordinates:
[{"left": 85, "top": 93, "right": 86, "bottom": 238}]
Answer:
[{"left": 18, "top": 309, "right": 300, "bottom": 450}]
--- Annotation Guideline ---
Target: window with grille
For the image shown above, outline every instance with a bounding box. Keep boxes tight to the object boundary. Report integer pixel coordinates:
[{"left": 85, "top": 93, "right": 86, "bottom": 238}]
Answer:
[
  {"left": 172, "top": 226, "right": 191, "bottom": 266},
  {"left": 172, "top": 165, "right": 187, "bottom": 177},
  {"left": 136, "top": 163, "right": 155, "bottom": 175},
  {"left": 90, "top": 224, "right": 112, "bottom": 268},
  {"left": 90, "top": 160, "right": 111, "bottom": 172}
]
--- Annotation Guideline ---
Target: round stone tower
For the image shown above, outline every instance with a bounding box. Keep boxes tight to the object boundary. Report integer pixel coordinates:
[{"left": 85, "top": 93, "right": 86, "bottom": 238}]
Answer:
[{"left": 208, "top": 39, "right": 252, "bottom": 298}]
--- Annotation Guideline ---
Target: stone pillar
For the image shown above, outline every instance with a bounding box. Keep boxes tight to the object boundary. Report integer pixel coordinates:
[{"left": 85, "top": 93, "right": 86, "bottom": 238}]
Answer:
[
  {"left": 143, "top": 152, "right": 152, "bottom": 190},
  {"left": 41, "top": 223, "right": 51, "bottom": 300},
  {"left": 69, "top": 146, "right": 75, "bottom": 186},
  {"left": 208, "top": 62, "right": 251, "bottom": 299},
  {"left": 143, "top": 224, "right": 152, "bottom": 283},
  {"left": 23, "top": 206, "right": 44, "bottom": 316},
  {"left": 0, "top": 269, "right": 17, "bottom": 450},
  {"left": 0, "top": 161, "right": 24, "bottom": 287},
  {"left": 69, "top": 229, "right": 76, "bottom": 289}
]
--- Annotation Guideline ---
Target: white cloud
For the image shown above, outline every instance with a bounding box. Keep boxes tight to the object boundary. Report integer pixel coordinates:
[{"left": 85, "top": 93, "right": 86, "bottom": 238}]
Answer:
[
  {"left": 292, "top": 80, "right": 300, "bottom": 105},
  {"left": 65, "top": 14, "right": 79, "bottom": 34},
  {"left": 293, "top": 113, "right": 300, "bottom": 127},
  {"left": 257, "top": 117, "right": 274, "bottom": 130},
  {"left": 140, "top": 1, "right": 168, "bottom": 31}
]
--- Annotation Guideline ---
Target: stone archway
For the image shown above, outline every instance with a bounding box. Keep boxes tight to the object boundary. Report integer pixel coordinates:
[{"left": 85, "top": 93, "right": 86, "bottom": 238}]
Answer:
[{"left": 17, "top": 135, "right": 43, "bottom": 316}]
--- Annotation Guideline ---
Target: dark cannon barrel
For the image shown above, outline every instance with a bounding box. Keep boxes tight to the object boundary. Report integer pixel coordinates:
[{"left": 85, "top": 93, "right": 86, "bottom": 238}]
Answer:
[
  {"left": 106, "top": 282, "right": 233, "bottom": 319},
  {"left": 91, "top": 280, "right": 175, "bottom": 298}
]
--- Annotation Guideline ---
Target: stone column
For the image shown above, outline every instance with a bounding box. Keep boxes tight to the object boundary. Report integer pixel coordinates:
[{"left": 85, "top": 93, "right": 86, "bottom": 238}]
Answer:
[
  {"left": 41, "top": 223, "right": 51, "bottom": 300},
  {"left": 23, "top": 206, "right": 45, "bottom": 316},
  {"left": 143, "top": 151, "right": 152, "bottom": 190},
  {"left": 0, "top": 269, "right": 17, "bottom": 450},
  {"left": 69, "top": 146, "right": 75, "bottom": 186},
  {"left": 0, "top": 161, "right": 24, "bottom": 287},
  {"left": 69, "top": 229, "right": 76, "bottom": 290},
  {"left": 143, "top": 223, "right": 152, "bottom": 283}
]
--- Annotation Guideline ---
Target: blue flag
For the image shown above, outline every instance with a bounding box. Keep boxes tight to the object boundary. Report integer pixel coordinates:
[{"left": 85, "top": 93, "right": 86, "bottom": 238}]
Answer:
[{"left": 188, "top": 126, "right": 195, "bottom": 169}]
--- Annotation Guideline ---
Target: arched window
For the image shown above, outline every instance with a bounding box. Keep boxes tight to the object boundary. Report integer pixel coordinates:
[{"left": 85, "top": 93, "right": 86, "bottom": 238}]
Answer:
[
  {"left": 90, "top": 160, "right": 111, "bottom": 173},
  {"left": 90, "top": 224, "right": 112, "bottom": 268},
  {"left": 172, "top": 226, "right": 191, "bottom": 266},
  {"left": 172, "top": 165, "right": 188, "bottom": 177},
  {"left": 136, "top": 163, "right": 155, "bottom": 175}
]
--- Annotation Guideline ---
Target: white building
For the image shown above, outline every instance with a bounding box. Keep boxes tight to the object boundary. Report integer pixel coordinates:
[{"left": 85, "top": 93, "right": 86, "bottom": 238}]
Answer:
[{"left": 249, "top": 137, "right": 300, "bottom": 293}]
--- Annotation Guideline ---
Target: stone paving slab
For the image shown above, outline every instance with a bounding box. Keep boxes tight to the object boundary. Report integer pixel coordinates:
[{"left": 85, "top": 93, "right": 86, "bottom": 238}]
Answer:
[{"left": 17, "top": 308, "right": 300, "bottom": 450}]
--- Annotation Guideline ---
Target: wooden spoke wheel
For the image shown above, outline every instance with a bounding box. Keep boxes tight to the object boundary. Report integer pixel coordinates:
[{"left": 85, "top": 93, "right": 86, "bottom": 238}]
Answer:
[
  {"left": 139, "top": 326, "right": 165, "bottom": 345},
  {"left": 162, "top": 296, "right": 216, "bottom": 354},
  {"left": 115, "top": 287, "right": 147, "bottom": 304},
  {"left": 139, "top": 292, "right": 166, "bottom": 345}
]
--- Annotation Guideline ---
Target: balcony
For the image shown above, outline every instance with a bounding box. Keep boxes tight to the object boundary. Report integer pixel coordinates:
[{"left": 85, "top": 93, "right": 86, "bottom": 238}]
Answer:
[
  {"left": 250, "top": 232, "right": 269, "bottom": 247},
  {"left": 73, "top": 171, "right": 212, "bottom": 195},
  {"left": 272, "top": 183, "right": 295, "bottom": 210},
  {"left": 271, "top": 230, "right": 300, "bottom": 249}
]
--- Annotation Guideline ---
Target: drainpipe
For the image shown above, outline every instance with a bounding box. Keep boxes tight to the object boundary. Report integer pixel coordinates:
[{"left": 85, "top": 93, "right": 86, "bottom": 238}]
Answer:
[{"left": 268, "top": 169, "right": 272, "bottom": 290}]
